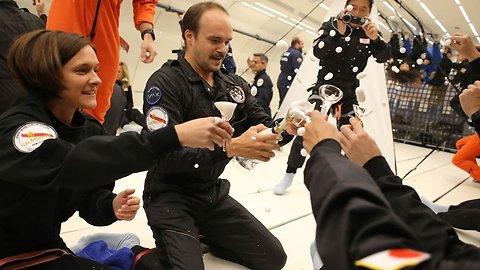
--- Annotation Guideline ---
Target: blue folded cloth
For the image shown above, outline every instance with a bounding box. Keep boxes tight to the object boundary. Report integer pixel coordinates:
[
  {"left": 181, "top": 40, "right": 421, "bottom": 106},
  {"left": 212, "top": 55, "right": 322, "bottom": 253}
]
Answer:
[{"left": 76, "top": 240, "right": 134, "bottom": 270}]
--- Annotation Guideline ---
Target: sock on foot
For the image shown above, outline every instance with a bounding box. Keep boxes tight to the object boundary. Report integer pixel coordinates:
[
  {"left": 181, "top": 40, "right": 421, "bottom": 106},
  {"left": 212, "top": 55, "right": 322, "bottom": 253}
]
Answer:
[
  {"left": 273, "top": 173, "right": 295, "bottom": 195},
  {"left": 420, "top": 195, "right": 449, "bottom": 214}
]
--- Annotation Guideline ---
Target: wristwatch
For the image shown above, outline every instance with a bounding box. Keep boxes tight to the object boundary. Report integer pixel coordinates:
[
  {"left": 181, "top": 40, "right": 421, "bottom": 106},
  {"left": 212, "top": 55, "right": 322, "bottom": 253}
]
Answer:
[
  {"left": 141, "top": 29, "right": 155, "bottom": 41},
  {"left": 471, "top": 110, "right": 480, "bottom": 122}
]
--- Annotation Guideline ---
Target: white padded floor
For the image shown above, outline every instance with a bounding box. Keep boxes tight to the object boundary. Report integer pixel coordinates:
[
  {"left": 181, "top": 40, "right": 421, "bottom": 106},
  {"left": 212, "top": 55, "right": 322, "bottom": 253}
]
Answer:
[{"left": 61, "top": 140, "right": 480, "bottom": 269}]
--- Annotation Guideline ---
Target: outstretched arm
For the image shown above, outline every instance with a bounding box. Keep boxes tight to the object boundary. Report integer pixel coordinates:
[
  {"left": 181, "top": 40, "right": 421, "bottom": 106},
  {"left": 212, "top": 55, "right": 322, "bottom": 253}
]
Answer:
[{"left": 133, "top": 0, "right": 158, "bottom": 63}]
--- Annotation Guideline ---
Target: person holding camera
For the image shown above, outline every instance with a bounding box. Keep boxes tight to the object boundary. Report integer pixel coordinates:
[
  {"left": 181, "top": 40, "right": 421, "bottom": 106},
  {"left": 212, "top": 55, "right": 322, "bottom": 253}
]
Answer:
[{"left": 273, "top": 0, "right": 391, "bottom": 195}]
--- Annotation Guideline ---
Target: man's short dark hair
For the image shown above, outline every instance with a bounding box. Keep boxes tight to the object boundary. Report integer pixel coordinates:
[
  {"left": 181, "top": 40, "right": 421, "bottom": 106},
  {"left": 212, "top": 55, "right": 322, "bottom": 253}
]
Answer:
[
  {"left": 181, "top": 2, "right": 228, "bottom": 45},
  {"left": 253, "top": 53, "right": 268, "bottom": 64},
  {"left": 8, "top": 30, "right": 91, "bottom": 98},
  {"left": 291, "top": 37, "right": 302, "bottom": 47},
  {"left": 345, "top": 0, "right": 374, "bottom": 12}
]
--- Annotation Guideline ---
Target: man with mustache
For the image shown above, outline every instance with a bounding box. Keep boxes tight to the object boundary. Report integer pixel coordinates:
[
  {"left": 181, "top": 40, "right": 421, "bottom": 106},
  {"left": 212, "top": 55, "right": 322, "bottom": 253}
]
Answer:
[{"left": 141, "top": 2, "right": 296, "bottom": 269}]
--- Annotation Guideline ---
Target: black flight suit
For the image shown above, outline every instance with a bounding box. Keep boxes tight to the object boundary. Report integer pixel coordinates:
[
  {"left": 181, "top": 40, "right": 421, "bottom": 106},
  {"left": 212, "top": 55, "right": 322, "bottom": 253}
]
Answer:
[
  {"left": 250, "top": 69, "right": 273, "bottom": 117},
  {"left": 0, "top": 95, "right": 181, "bottom": 269},
  {"left": 142, "top": 55, "right": 290, "bottom": 270},
  {"left": 450, "top": 57, "right": 480, "bottom": 121},
  {"left": 305, "top": 139, "right": 480, "bottom": 269},
  {"left": 277, "top": 46, "right": 303, "bottom": 107},
  {"left": 0, "top": 0, "right": 45, "bottom": 114},
  {"left": 222, "top": 44, "right": 237, "bottom": 75},
  {"left": 286, "top": 17, "right": 391, "bottom": 173}
]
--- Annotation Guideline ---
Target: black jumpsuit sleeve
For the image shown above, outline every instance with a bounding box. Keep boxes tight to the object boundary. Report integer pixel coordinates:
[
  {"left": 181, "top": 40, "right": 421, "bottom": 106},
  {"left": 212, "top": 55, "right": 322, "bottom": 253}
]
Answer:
[
  {"left": 304, "top": 139, "right": 422, "bottom": 269},
  {"left": 313, "top": 22, "right": 333, "bottom": 60},
  {"left": 0, "top": 121, "right": 180, "bottom": 190},
  {"left": 469, "top": 57, "right": 480, "bottom": 81},
  {"left": 305, "top": 139, "right": 480, "bottom": 269},
  {"left": 78, "top": 187, "right": 117, "bottom": 226},
  {"left": 371, "top": 37, "right": 392, "bottom": 63}
]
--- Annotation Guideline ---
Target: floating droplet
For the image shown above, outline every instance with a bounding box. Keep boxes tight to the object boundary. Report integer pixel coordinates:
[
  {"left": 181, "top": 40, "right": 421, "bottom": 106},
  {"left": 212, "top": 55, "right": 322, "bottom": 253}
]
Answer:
[
  {"left": 356, "top": 72, "right": 366, "bottom": 80},
  {"left": 440, "top": 35, "right": 452, "bottom": 46},
  {"left": 324, "top": 72, "right": 333, "bottom": 80},
  {"left": 297, "top": 127, "right": 305, "bottom": 136},
  {"left": 356, "top": 87, "right": 366, "bottom": 103}
]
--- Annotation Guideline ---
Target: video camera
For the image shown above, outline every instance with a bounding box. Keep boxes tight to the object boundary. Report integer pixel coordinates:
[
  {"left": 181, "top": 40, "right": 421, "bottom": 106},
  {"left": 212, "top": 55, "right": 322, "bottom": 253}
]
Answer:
[{"left": 341, "top": 12, "right": 367, "bottom": 26}]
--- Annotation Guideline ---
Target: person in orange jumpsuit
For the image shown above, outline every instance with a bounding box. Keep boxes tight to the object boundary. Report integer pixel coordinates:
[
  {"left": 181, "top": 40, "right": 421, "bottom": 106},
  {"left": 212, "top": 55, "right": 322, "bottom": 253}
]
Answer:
[
  {"left": 46, "top": 0, "right": 158, "bottom": 123},
  {"left": 452, "top": 133, "right": 480, "bottom": 182}
]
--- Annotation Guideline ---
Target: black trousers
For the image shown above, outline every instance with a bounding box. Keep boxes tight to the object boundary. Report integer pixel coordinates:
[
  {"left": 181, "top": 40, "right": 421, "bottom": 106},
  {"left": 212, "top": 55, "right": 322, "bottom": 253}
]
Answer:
[
  {"left": 438, "top": 198, "right": 480, "bottom": 231},
  {"left": 144, "top": 179, "right": 287, "bottom": 270},
  {"left": 277, "top": 85, "right": 289, "bottom": 107},
  {"left": 377, "top": 176, "right": 480, "bottom": 262}
]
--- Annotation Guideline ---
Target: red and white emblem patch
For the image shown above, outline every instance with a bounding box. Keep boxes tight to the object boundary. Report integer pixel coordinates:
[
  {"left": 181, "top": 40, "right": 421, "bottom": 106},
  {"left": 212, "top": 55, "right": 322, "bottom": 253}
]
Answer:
[
  {"left": 355, "top": 248, "right": 430, "bottom": 270},
  {"left": 146, "top": 106, "right": 169, "bottom": 131},
  {"left": 13, "top": 122, "right": 58, "bottom": 153}
]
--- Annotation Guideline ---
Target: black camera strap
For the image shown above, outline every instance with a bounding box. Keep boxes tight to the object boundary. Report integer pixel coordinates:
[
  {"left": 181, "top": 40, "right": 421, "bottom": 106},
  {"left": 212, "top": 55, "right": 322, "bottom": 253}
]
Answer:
[{"left": 88, "top": 0, "right": 102, "bottom": 41}]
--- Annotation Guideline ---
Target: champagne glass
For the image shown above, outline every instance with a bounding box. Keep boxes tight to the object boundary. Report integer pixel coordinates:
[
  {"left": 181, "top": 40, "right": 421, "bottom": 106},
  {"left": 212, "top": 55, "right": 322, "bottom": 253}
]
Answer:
[
  {"left": 440, "top": 34, "right": 451, "bottom": 46},
  {"left": 214, "top": 101, "right": 237, "bottom": 151},
  {"left": 319, "top": 84, "right": 343, "bottom": 115},
  {"left": 298, "top": 84, "right": 343, "bottom": 150},
  {"left": 353, "top": 104, "right": 373, "bottom": 118},
  {"left": 214, "top": 101, "right": 236, "bottom": 122},
  {"left": 296, "top": 85, "right": 343, "bottom": 157}
]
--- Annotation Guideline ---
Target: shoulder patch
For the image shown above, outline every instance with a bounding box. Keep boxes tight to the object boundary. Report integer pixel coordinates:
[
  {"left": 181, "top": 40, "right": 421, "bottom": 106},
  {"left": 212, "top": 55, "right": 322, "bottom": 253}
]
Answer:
[
  {"left": 146, "top": 106, "right": 169, "bottom": 131},
  {"left": 250, "top": 86, "right": 258, "bottom": 96},
  {"left": 145, "top": 86, "right": 163, "bottom": 105},
  {"left": 229, "top": 85, "right": 246, "bottom": 103},
  {"left": 256, "top": 78, "right": 264, "bottom": 87},
  {"left": 355, "top": 248, "right": 430, "bottom": 270},
  {"left": 13, "top": 122, "right": 58, "bottom": 153},
  {"left": 297, "top": 57, "right": 303, "bottom": 63}
]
